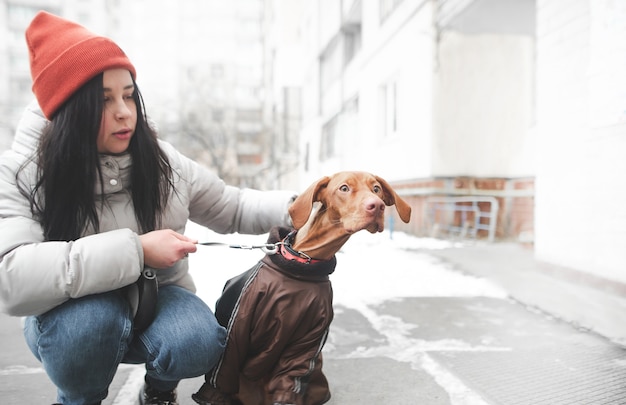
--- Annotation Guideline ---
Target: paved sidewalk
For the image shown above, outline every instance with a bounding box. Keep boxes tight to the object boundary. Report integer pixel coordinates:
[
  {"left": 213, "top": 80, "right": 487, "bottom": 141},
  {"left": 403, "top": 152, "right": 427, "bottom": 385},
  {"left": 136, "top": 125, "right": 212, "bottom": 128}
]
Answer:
[
  {"left": 427, "top": 242, "right": 626, "bottom": 345},
  {"left": 1, "top": 242, "right": 625, "bottom": 404}
]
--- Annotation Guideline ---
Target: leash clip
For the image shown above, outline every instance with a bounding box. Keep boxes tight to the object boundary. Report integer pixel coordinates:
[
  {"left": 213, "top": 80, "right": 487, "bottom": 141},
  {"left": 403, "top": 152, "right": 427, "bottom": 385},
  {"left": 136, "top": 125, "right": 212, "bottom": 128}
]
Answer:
[{"left": 229, "top": 243, "right": 280, "bottom": 255}]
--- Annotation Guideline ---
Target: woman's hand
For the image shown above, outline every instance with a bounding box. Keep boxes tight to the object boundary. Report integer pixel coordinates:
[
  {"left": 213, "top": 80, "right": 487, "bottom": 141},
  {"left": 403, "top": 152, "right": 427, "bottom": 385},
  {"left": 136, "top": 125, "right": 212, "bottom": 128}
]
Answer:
[{"left": 139, "top": 229, "right": 198, "bottom": 269}]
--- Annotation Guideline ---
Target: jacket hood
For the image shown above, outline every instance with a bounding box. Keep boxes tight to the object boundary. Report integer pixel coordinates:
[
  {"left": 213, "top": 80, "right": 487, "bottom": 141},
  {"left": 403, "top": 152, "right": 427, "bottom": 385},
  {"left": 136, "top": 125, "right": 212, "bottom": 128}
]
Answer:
[{"left": 11, "top": 100, "right": 48, "bottom": 159}]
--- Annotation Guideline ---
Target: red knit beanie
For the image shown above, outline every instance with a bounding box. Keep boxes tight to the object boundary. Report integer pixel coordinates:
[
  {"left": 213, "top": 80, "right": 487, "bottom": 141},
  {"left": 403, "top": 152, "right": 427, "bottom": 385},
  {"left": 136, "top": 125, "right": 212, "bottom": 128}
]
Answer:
[{"left": 26, "top": 11, "right": 137, "bottom": 119}]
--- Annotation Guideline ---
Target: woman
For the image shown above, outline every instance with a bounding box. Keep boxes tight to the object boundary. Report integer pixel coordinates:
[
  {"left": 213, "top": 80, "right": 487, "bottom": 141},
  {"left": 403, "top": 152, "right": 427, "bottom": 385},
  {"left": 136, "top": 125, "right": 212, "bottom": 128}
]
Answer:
[{"left": 0, "top": 11, "right": 295, "bottom": 405}]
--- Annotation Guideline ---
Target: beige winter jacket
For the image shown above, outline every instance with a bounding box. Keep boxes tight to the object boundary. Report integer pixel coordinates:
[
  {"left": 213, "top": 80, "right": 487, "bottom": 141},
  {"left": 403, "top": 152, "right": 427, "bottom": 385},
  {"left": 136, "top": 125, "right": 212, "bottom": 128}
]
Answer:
[{"left": 0, "top": 101, "right": 295, "bottom": 316}]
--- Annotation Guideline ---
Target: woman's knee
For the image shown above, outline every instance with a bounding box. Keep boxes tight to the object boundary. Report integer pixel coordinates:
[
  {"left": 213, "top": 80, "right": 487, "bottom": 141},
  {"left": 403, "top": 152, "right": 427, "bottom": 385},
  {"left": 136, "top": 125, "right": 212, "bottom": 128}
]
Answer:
[
  {"left": 40, "top": 291, "right": 131, "bottom": 345},
  {"left": 191, "top": 315, "right": 227, "bottom": 366},
  {"left": 171, "top": 319, "right": 226, "bottom": 376},
  {"left": 27, "top": 291, "right": 132, "bottom": 401},
  {"left": 143, "top": 287, "right": 227, "bottom": 377}
]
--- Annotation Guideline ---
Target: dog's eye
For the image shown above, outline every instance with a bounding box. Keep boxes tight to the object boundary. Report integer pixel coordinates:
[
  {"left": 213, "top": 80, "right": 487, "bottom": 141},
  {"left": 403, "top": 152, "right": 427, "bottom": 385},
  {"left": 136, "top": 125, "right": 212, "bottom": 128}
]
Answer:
[
  {"left": 339, "top": 185, "right": 350, "bottom": 192},
  {"left": 373, "top": 185, "right": 381, "bottom": 193}
]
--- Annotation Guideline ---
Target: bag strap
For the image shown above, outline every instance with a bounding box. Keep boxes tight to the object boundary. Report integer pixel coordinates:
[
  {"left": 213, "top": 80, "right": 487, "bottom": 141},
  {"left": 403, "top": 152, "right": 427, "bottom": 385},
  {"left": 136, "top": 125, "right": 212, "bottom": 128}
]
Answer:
[{"left": 133, "top": 268, "right": 158, "bottom": 332}]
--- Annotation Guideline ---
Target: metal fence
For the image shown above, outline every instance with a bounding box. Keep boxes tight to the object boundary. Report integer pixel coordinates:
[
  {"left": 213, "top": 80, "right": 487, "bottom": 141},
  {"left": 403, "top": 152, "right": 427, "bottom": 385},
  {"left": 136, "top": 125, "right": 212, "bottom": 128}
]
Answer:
[{"left": 424, "top": 196, "right": 499, "bottom": 242}]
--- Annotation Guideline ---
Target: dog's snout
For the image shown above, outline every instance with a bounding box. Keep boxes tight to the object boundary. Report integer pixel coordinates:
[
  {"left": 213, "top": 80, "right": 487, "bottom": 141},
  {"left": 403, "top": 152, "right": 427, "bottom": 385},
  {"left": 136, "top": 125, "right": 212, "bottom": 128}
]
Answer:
[{"left": 365, "top": 197, "right": 385, "bottom": 214}]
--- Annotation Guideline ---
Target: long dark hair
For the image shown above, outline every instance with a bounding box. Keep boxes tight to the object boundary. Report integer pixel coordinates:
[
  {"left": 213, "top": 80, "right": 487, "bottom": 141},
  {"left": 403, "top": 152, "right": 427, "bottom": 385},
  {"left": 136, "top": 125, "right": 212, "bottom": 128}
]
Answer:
[{"left": 18, "top": 73, "right": 175, "bottom": 241}]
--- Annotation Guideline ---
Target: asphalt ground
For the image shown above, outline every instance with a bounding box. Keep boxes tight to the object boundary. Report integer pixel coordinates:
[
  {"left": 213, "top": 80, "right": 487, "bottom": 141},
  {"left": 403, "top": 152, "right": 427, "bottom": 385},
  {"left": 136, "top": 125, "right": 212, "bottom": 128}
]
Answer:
[{"left": 1, "top": 241, "right": 625, "bottom": 404}]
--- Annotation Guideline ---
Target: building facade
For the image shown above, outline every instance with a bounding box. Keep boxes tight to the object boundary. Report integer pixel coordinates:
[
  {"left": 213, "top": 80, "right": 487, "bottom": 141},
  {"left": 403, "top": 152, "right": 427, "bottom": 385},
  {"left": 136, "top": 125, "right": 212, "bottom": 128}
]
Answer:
[
  {"left": 286, "top": 0, "right": 535, "bottom": 241},
  {"left": 276, "top": 0, "right": 625, "bottom": 287}
]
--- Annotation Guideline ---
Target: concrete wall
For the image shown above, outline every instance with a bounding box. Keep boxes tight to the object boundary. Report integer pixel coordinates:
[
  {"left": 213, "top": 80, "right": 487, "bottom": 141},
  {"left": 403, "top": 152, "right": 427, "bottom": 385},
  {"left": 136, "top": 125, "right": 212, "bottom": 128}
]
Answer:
[
  {"left": 433, "top": 31, "right": 535, "bottom": 178},
  {"left": 535, "top": 0, "right": 626, "bottom": 283}
]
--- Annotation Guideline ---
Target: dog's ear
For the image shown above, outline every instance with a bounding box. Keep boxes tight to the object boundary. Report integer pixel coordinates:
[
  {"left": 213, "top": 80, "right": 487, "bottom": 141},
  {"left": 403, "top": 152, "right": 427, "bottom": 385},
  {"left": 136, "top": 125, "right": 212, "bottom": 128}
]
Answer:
[
  {"left": 289, "top": 176, "right": 331, "bottom": 229},
  {"left": 374, "top": 175, "right": 411, "bottom": 223}
]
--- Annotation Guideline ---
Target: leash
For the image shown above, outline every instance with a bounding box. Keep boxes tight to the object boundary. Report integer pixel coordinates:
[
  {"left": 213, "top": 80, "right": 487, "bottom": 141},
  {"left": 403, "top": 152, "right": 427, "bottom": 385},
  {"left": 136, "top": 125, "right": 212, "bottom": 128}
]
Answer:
[
  {"left": 198, "top": 241, "right": 280, "bottom": 255},
  {"left": 199, "top": 231, "right": 321, "bottom": 264}
]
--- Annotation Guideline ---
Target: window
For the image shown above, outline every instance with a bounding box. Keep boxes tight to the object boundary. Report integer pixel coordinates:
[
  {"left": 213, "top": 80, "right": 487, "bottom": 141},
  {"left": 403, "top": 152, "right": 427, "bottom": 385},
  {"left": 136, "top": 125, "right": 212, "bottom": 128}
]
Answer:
[
  {"left": 380, "top": 79, "right": 398, "bottom": 137},
  {"left": 380, "top": 0, "right": 404, "bottom": 23},
  {"left": 304, "top": 142, "right": 310, "bottom": 172},
  {"left": 343, "top": 26, "right": 362, "bottom": 67},
  {"left": 320, "top": 115, "right": 338, "bottom": 161},
  {"left": 319, "top": 37, "right": 342, "bottom": 92},
  {"left": 341, "top": 96, "right": 359, "bottom": 146}
]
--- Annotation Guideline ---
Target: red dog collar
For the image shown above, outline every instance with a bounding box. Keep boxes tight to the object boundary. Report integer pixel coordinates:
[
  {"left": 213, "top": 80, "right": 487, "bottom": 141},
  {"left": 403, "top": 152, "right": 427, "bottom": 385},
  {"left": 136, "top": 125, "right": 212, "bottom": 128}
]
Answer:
[{"left": 279, "top": 231, "right": 323, "bottom": 264}]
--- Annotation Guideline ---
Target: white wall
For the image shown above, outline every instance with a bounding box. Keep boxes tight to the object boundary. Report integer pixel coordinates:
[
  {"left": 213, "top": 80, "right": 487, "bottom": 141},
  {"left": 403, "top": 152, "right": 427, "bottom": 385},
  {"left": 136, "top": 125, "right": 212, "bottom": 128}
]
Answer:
[
  {"left": 535, "top": 0, "right": 626, "bottom": 282},
  {"left": 433, "top": 31, "right": 535, "bottom": 178}
]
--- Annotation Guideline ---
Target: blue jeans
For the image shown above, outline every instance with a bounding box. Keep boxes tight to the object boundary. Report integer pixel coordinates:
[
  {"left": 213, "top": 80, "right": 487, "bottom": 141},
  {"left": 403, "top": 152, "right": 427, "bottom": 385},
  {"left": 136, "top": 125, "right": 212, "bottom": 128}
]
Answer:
[{"left": 24, "top": 285, "right": 226, "bottom": 405}]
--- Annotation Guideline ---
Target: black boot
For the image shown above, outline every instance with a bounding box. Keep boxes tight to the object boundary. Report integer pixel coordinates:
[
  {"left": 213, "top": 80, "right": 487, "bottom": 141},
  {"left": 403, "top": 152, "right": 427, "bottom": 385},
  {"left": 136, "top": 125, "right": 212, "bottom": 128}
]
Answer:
[{"left": 139, "top": 380, "right": 178, "bottom": 405}]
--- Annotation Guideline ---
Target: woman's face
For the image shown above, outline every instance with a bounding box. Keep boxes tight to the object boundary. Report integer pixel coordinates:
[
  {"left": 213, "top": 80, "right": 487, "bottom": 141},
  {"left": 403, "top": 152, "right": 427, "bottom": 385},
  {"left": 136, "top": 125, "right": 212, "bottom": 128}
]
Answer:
[{"left": 97, "top": 68, "right": 137, "bottom": 154}]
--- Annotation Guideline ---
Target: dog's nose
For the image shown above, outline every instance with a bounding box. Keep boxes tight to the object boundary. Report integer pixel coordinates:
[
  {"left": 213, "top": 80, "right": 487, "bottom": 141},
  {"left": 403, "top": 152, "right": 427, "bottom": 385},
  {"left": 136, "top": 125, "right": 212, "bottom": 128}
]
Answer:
[{"left": 364, "top": 197, "right": 385, "bottom": 215}]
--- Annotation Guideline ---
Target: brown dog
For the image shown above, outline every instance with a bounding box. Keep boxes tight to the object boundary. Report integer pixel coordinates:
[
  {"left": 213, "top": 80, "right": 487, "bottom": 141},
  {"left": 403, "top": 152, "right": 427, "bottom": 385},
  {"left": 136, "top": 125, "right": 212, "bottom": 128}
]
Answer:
[{"left": 193, "top": 172, "right": 411, "bottom": 405}]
